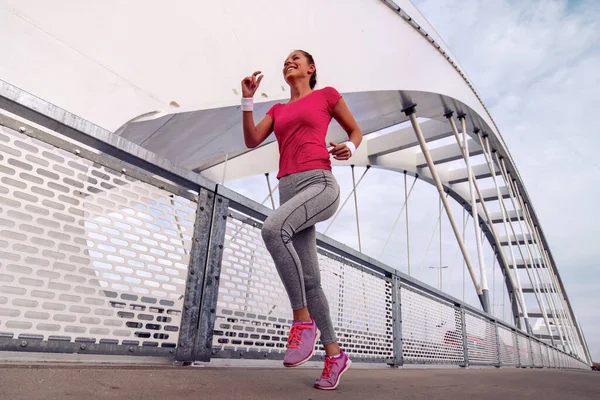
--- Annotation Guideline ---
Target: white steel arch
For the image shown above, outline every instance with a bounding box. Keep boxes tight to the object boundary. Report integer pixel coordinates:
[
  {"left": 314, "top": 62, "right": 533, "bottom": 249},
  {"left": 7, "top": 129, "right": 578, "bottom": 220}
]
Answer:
[{"left": 0, "top": 0, "right": 590, "bottom": 363}]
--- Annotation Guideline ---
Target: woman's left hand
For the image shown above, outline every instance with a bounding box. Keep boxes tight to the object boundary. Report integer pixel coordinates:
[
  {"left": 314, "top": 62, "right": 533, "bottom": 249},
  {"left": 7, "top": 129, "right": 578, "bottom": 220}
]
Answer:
[{"left": 329, "top": 142, "right": 352, "bottom": 160}]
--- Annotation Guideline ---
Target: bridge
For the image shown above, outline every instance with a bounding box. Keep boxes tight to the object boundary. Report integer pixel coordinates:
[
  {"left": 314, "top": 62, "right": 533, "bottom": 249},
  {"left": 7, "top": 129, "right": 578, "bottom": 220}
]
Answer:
[{"left": 0, "top": 0, "right": 594, "bottom": 396}]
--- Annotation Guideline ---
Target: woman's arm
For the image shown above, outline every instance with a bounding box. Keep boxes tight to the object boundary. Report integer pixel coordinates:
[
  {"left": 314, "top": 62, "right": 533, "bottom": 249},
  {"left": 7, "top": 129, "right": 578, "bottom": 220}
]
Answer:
[
  {"left": 329, "top": 98, "right": 362, "bottom": 160},
  {"left": 241, "top": 70, "right": 274, "bottom": 148},
  {"left": 243, "top": 113, "right": 273, "bottom": 148}
]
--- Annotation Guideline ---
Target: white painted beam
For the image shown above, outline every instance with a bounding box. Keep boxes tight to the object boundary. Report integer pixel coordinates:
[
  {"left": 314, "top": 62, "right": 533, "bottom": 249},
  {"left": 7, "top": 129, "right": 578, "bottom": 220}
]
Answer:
[
  {"left": 199, "top": 141, "right": 280, "bottom": 182},
  {"left": 371, "top": 152, "right": 444, "bottom": 183},
  {"left": 367, "top": 120, "right": 453, "bottom": 157},
  {"left": 521, "top": 311, "right": 556, "bottom": 319},
  {"left": 499, "top": 233, "right": 534, "bottom": 246},
  {"left": 514, "top": 258, "right": 545, "bottom": 269},
  {"left": 448, "top": 163, "right": 501, "bottom": 184},
  {"left": 536, "top": 334, "right": 565, "bottom": 341},
  {"left": 489, "top": 209, "right": 524, "bottom": 223},
  {"left": 522, "top": 284, "right": 556, "bottom": 293},
  {"left": 416, "top": 139, "right": 482, "bottom": 168},
  {"left": 475, "top": 186, "right": 509, "bottom": 202}
]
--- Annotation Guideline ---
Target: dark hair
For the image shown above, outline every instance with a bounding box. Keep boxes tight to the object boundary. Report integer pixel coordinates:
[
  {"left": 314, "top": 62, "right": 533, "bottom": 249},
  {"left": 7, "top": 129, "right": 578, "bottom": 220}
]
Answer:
[{"left": 298, "top": 50, "right": 317, "bottom": 89}]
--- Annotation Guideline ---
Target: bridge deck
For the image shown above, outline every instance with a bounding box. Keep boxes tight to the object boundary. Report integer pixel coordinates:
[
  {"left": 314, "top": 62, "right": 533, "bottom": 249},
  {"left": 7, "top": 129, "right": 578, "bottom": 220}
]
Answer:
[{"left": 0, "top": 363, "right": 597, "bottom": 400}]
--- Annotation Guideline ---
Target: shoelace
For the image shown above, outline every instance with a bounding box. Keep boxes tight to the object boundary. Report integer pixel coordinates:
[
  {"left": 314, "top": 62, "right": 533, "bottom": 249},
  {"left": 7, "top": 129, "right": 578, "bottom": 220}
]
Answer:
[
  {"left": 287, "top": 325, "right": 310, "bottom": 349},
  {"left": 320, "top": 357, "right": 338, "bottom": 380}
]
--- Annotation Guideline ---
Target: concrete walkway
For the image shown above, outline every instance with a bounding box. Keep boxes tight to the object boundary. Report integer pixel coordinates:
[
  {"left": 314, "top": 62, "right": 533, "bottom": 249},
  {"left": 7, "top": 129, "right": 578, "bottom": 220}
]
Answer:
[{"left": 0, "top": 364, "right": 598, "bottom": 400}]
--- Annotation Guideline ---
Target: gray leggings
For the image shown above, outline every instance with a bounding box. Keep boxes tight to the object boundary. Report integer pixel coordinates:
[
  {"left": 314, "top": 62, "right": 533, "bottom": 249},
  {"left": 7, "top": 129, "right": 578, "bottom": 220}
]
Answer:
[{"left": 261, "top": 169, "right": 340, "bottom": 345}]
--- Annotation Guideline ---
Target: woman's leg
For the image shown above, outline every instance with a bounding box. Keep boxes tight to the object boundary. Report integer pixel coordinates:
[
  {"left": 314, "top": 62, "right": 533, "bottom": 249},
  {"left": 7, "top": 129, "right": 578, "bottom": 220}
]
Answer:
[
  {"left": 292, "top": 226, "right": 340, "bottom": 356},
  {"left": 261, "top": 170, "right": 339, "bottom": 366},
  {"left": 261, "top": 171, "right": 339, "bottom": 312}
]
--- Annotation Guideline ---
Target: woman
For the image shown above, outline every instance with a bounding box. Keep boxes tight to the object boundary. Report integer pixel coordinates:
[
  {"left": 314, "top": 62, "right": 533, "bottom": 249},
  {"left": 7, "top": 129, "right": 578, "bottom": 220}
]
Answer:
[{"left": 240, "top": 50, "right": 362, "bottom": 390}]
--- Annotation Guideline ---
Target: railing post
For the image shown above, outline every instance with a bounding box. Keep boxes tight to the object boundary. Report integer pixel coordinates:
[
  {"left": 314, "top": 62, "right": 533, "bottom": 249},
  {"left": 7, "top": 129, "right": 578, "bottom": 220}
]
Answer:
[
  {"left": 559, "top": 350, "right": 562, "bottom": 369},
  {"left": 557, "top": 351, "right": 561, "bottom": 369},
  {"left": 494, "top": 320, "right": 502, "bottom": 368},
  {"left": 176, "top": 188, "right": 216, "bottom": 363},
  {"left": 390, "top": 274, "right": 404, "bottom": 367},
  {"left": 514, "top": 330, "right": 522, "bottom": 368},
  {"left": 460, "top": 305, "right": 469, "bottom": 368},
  {"left": 193, "top": 194, "right": 229, "bottom": 362},
  {"left": 175, "top": 189, "right": 229, "bottom": 363},
  {"left": 528, "top": 338, "right": 534, "bottom": 369}
]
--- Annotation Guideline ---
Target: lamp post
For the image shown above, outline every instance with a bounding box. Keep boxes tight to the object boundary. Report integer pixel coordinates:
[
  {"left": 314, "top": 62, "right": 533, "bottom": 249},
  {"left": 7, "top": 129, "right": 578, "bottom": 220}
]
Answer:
[{"left": 429, "top": 265, "right": 449, "bottom": 291}]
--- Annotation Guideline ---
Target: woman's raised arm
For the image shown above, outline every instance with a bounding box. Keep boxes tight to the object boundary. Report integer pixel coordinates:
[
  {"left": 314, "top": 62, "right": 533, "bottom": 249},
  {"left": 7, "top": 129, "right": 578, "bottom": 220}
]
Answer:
[{"left": 241, "top": 71, "right": 274, "bottom": 148}]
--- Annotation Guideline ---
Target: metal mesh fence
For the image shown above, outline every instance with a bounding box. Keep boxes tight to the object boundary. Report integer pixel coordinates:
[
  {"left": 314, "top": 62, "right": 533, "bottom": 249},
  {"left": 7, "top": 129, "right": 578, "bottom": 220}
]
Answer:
[
  {"left": 532, "top": 340, "right": 542, "bottom": 367},
  {"left": 0, "top": 125, "right": 196, "bottom": 348},
  {"left": 318, "top": 254, "right": 393, "bottom": 360},
  {"left": 498, "top": 326, "right": 518, "bottom": 365},
  {"left": 212, "top": 213, "right": 394, "bottom": 361},
  {"left": 401, "top": 286, "right": 464, "bottom": 364},
  {"left": 212, "top": 215, "right": 290, "bottom": 355},
  {"left": 464, "top": 312, "right": 498, "bottom": 365},
  {"left": 540, "top": 343, "right": 548, "bottom": 367},
  {"left": 517, "top": 334, "right": 532, "bottom": 367},
  {"left": 206, "top": 210, "right": 590, "bottom": 368},
  {"left": 556, "top": 349, "right": 561, "bottom": 367}
]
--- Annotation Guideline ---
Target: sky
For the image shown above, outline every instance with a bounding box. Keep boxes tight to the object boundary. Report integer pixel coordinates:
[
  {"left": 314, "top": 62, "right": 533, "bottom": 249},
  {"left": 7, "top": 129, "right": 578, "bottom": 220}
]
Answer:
[
  {"left": 226, "top": 0, "right": 600, "bottom": 362},
  {"left": 411, "top": 0, "right": 600, "bottom": 361}
]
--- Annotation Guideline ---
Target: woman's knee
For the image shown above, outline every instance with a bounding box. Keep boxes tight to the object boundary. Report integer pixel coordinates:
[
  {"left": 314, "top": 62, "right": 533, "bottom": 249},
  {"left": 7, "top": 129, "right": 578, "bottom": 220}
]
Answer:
[
  {"left": 262, "top": 217, "right": 295, "bottom": 246},
  {"left": 261, "top": 217, "right": 278, "bottom": 244}
]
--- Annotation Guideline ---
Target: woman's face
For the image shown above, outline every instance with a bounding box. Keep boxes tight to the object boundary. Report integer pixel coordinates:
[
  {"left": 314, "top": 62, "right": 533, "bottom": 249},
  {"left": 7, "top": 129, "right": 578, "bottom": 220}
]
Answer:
[{"left": 282, "top": 51, "right": 315, "bottom": 85}]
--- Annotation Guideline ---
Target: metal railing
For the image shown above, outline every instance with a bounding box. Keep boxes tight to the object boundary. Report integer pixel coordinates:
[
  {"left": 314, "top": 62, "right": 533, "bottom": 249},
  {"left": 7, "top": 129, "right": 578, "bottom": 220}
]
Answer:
[{"left": 0, "top": 86, "right": 590, "bottom": 370}]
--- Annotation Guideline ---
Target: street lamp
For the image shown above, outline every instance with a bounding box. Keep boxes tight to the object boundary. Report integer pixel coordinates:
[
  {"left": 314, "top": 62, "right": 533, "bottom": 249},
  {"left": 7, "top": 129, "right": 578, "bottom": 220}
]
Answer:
[{"left": 429, "top": 265, "right": 448, "bottom": 291}]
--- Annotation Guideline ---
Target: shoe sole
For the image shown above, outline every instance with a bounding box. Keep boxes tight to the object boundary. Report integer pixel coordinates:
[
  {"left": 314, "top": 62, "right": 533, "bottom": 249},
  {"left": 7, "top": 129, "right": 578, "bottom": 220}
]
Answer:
[
  {"left": 283, "top": 328, "right": 321, "bottom": 368},
  {"left": 314, "top": 358, "right": 352, "bottom": 390}
]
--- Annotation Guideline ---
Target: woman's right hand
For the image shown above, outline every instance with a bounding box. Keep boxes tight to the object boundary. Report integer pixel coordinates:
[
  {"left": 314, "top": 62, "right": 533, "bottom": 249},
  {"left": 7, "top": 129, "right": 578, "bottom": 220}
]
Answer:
[{"left": 241, "top": 71, "right": 263, "bottom": 98}]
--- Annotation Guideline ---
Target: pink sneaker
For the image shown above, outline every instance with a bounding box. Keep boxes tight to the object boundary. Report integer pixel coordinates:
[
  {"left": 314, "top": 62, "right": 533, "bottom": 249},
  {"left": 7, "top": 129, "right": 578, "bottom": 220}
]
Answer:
[
  {"left": 283, "top": 318, "right": 320, "bottom": 367},
  {"left": 314, "top": 350, "right": 352, "bottom": 390}
]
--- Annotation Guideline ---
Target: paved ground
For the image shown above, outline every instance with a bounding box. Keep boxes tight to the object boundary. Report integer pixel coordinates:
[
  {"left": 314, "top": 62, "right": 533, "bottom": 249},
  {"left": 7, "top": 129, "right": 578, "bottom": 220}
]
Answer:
[{"left": 0, "top": 363, "right": 598, "bottom": 399}]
